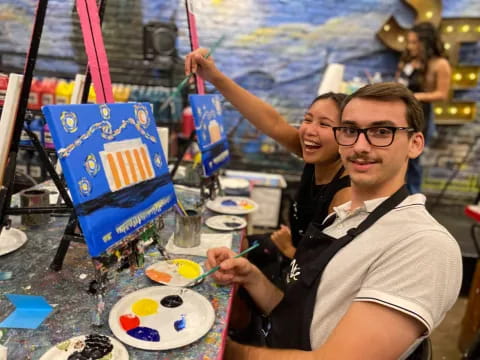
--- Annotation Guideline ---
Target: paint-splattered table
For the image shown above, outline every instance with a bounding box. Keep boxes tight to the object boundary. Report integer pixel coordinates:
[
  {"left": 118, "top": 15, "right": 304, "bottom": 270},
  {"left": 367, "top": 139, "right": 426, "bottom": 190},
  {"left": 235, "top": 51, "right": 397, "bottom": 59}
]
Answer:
[{"left": 0, "top": 204, "right": 243, "bottom": 359}]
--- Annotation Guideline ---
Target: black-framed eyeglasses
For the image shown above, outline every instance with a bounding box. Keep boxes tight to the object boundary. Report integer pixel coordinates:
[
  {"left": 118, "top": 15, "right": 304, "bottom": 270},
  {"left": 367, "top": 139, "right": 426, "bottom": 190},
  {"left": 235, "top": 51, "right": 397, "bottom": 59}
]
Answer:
[{"left": 332, "top": 126, "right": 415, "bottom": 147}]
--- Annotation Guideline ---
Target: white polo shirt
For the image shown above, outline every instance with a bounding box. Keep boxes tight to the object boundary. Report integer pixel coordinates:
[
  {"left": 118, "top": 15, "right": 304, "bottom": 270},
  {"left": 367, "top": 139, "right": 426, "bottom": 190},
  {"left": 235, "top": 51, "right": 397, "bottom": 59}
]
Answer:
[{"left": 310, "top": 194, "right": 462, "bottom": 357}]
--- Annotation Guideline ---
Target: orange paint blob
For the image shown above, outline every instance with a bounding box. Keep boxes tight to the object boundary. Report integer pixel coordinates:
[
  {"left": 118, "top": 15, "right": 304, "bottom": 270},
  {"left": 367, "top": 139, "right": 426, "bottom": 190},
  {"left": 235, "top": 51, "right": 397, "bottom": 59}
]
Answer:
[{"left": 146, "top": 269, "right": 172, "bottom": 283}]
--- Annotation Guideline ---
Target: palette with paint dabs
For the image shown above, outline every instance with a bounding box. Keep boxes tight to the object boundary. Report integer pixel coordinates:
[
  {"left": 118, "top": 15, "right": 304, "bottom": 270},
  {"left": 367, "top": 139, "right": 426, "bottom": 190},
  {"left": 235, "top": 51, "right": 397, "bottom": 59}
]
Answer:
[
  {"left": 145, "top": 259, "right": 203, "bottom": 287},
  {"left": 205, "top": 215, "right": 247, "bottom": 231},
  {"left": 206, "top": 196, "right": 258, "bottom": 215},
  {"left": 108, "top": 286, "right": 215, "bottom": 350},
  {"left": 39, "top": 334, "right": 129, "bottom": 360}
]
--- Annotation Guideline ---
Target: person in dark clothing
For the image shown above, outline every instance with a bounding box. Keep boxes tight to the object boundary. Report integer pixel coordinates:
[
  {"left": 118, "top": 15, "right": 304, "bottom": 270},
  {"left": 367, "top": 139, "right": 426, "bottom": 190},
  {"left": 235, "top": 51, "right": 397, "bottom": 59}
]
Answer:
[
  {"left": 185, "top": 49, "right": 351, "bottom": 263},
  {"left": 206, "top": 83, "right": 461, "bottom": 360},
  {"left": 396, "top": 22, "right": 451, "bottom": 194}
]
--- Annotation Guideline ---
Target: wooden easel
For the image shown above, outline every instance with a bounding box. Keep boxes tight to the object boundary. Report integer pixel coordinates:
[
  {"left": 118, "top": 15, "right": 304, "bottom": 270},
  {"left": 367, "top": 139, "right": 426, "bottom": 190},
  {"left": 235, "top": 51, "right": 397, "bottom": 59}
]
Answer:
[{"left": 0, "top": 0, "right": 108, "bottom": 271}]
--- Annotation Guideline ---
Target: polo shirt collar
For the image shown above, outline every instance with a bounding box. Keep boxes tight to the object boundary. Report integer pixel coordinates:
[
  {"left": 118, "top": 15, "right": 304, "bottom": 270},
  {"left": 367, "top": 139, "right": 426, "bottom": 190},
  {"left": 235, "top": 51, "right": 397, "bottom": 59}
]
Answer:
[{"left": 332, "top": 193, "right": 426, "bottom": 220}]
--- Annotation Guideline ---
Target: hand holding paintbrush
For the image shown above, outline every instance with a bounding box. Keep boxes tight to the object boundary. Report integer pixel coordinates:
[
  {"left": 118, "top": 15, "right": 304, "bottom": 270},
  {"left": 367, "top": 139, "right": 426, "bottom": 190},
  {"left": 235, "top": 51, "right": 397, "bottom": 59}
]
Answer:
[
  {"left": 183, "top": 241, "right": 260, "bottom": 288},
  {"left": 159, "top": 35, "right": 226, "bottom": 113},
  {"left": 184, "top": 36, "right": 226, "bottom": 86}
]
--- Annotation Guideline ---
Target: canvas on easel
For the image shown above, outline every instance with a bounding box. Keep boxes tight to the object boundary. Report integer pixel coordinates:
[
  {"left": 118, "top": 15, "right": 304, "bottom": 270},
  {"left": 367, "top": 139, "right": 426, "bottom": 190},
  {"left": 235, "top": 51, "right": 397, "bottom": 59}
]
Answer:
[
  {"left": 42, "top": 102, "right": 176, "bottom": 257},
  {"left": 188, "top": 94, "right": 230, "bottom": 177}
]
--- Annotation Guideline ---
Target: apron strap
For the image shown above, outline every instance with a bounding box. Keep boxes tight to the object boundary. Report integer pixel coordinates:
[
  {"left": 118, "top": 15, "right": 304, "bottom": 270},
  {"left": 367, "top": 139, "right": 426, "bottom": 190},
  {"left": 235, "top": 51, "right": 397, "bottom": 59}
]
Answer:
[{"left": 301, "top": 185, "right": 410, "bottom": 286}]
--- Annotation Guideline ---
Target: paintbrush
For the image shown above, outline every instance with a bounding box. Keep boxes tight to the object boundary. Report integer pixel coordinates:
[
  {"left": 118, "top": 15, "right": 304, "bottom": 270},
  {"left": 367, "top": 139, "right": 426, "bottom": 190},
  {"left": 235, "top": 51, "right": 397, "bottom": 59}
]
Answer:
[
  {"left": 158, "top": 35, "right": 226, "bottom": 113},
  {"left": 183, "top": 241, "right": 260, "bottom": 288},
  {"left": 174, "top": 203, "right": 187, "bottom": 216},
  {"left": 176, "top": 200, "right": 188, "bottom": 216}
]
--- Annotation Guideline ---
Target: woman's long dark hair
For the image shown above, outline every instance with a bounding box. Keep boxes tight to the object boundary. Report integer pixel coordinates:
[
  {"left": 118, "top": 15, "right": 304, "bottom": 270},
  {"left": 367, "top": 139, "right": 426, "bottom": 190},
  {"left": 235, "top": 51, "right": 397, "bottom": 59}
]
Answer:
[{"left": 399, "top": 22, "right": 447, "bottom": 85}]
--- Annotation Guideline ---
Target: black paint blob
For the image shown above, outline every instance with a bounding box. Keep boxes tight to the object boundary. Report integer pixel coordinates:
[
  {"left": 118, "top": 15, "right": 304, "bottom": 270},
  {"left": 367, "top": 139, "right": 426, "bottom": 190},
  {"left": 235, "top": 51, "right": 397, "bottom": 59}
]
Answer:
[
  {"left": 224, "top": 222, "right": 242, "bottom": 228},
  {"left": 67, "top": 334, "right": 113, "bottom": 360},
  {"left": 160, "top": 295, "right": 183, "bottom": 308}
]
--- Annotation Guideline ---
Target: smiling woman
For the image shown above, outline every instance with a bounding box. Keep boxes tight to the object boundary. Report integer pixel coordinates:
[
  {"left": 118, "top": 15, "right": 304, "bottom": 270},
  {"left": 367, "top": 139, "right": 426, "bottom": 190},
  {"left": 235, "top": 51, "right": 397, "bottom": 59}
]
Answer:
[{"left": 185, "top": 46, "right": 352, "bottom": 345}]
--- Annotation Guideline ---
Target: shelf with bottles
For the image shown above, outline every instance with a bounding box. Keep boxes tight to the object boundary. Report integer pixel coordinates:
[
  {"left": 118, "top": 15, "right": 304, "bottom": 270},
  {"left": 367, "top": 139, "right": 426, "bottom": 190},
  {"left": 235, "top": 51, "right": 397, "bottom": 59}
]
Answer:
[{"left": 0, "top": 73, "right": 184, "bottom": 125}]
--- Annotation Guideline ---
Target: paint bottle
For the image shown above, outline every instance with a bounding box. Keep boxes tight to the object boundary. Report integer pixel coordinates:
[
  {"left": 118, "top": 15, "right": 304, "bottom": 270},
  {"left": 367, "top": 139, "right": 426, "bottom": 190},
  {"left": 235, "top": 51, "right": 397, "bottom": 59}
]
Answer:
[
  {"left": 116, "top": 84, "right": 130, "bottom": 102},
  {"left": 28, "top": 78, "right": 42, "bottom": 110},
  {"left": 181, "top": 106, "right": 194, "bottom": 138},
  {"left": 19, "top": 119, "right": 32, "bottom": 146},
  {"left": 129, "top": 85, "right": 140, "bottom": 101},
  {"left": 0, "top": 74, "right": 8, "bottom": 106},
  {"left": 55, "top": 79, "right": 73, "bottom": 104},
  {"left": 16, "top": 149, "right": 29, "bottom": 175},
  {"left": 41, "top": 77, "right": 57, "bottom": 106},
  {"left": 28, "top": 151, "right": 43, "bottom": 182},
  {"left": 43, "top": 122, "right": 54, "bottom": 149},
  {"left": 30, "top": 116, "right": 44, "bottom": 146},
  {"left": 87, "top": 85, "right": 96, "bottom": 104}
]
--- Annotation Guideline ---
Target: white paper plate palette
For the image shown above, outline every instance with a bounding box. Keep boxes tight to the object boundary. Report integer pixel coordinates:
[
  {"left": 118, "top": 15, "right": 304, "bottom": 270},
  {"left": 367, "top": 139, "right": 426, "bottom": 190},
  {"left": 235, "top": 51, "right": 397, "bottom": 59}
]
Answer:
[
  {"left": 145, "top": 259, "right": 203, "bottom": 287},
  {"left": 109, "top": 286, "right": 215, "bottom": 350},
  {"left": 0, "top": 227, "right": 27, "bottom": 256},
  {"left": 205, "top": 215, "right": 247, "bottom": 231},
  {"left": 39, "top": 334, "right": 128, "bottom": 360},
  {"left": 206, "top": 196, "right": 258, "bottom": 215}
]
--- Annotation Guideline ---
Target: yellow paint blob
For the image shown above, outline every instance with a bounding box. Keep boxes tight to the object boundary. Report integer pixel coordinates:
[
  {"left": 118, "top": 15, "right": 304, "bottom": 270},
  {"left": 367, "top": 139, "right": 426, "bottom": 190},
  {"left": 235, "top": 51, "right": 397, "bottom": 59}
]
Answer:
[
  {"left": 173, "top": 259, "right": 201, "bottom": 279},
  {"left": 132, "top": 298, "right": 158, "bottom": 316}
]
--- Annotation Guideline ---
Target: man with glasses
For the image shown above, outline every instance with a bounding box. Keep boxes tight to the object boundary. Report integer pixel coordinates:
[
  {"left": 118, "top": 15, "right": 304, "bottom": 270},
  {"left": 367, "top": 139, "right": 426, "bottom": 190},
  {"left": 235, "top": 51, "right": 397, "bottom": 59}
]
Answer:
[{"left": 207, "top": 82, "right": 462, "bottom": 359}]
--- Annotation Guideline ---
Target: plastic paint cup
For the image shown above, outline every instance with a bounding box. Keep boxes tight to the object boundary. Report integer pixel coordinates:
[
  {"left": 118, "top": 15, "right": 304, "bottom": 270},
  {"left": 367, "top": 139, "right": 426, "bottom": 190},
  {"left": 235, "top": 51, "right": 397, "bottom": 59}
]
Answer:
[{"left": 20, "top": 189, "right": 50, "bottom": 226}]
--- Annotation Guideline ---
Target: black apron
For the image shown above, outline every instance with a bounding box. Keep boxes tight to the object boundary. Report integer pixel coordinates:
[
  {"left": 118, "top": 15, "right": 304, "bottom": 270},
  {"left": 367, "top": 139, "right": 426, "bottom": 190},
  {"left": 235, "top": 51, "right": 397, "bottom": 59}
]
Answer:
[{"left": 267, "top": 185, "right": 410, "bottom": 350}]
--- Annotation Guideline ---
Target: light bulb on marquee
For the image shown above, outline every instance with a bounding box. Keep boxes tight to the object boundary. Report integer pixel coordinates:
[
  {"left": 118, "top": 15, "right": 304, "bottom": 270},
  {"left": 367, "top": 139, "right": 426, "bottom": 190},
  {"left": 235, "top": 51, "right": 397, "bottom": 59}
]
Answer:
[
  {"left": 468, "top": 73, "right": 477, "bottom": 80},
  {"left": 446, "top": 25, "right": 454, "bottom": 33},
  {"left": 383, "top": 24, "right": 391, "bottom": 31},
  {"left": 454, "top": 73, "right": 463, "bottom": 81},
  {"left": 434, "top": 107, "right": 443, "bottom": 115},
  {"left": 397, "top": 35, "right": 404, "bottom": 43},
  {"left": 463, "top": 107, "right": 472, "bottom": 115},
  {"left": 426, "top": 11, "right": 433, "bottom": 19},
  {"left": 461, "top": 24, "right": 470, "bottom": 32}
]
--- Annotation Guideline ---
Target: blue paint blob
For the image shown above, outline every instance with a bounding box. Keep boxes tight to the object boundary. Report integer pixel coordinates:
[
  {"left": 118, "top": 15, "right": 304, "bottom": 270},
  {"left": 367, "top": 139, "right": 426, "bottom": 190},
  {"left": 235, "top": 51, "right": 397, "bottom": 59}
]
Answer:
[
  {"left": 174, "top": 314, "right": 186, "bottom": 331},
  {"left": 127, "top": 326, "right": 160, "bottom": 342},
  {"left": 221, "top": 199, "right": 237, "bottom": 206}
]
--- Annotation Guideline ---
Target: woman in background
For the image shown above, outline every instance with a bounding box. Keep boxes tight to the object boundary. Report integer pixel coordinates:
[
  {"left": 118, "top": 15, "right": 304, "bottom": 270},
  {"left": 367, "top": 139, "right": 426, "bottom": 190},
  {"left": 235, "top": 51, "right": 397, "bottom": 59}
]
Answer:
[{"left": 396, "top": 22, "right": 451, "bottom": 193}]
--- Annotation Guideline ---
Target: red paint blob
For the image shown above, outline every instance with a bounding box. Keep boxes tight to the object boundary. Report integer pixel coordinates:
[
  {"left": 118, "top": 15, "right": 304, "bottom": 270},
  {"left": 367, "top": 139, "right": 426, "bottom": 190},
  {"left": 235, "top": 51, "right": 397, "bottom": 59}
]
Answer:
[{"left": 120, "top": 314, "right": 140, "bottom": 331}]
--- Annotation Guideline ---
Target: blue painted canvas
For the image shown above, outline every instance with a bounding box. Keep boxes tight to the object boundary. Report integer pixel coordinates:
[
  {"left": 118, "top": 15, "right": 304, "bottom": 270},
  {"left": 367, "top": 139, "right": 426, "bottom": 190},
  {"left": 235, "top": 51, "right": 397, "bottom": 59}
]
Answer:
[
  {"left": 189, "top": 94, "right": 230, "bottom": 176},
  {"left": 42, "top": 103, "right": 176, "bottom": 257}
]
